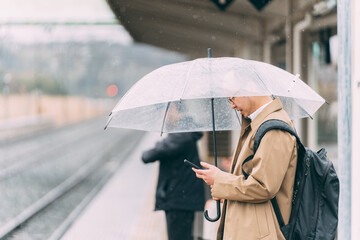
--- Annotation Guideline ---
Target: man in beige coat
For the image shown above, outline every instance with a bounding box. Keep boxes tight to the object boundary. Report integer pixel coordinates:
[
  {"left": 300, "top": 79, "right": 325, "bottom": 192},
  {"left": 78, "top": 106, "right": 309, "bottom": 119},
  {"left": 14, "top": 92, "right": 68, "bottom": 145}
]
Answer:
[{"left": 193, "top": 96, "right": 297, "bottom": 240}]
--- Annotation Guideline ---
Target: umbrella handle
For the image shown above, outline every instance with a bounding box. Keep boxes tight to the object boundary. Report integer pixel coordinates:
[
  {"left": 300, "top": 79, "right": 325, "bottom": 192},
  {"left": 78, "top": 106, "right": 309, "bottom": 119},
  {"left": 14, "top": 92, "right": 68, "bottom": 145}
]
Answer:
[{"left": 204, "top": 200, "right": 221, "bottom": 222}]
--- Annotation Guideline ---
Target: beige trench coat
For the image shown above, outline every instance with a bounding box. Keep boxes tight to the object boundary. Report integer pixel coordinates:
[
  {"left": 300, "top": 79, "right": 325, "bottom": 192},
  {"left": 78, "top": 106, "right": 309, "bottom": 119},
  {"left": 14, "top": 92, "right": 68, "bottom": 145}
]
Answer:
[{"left": 212, "top": 98, "right": 297, "bottom": 240}]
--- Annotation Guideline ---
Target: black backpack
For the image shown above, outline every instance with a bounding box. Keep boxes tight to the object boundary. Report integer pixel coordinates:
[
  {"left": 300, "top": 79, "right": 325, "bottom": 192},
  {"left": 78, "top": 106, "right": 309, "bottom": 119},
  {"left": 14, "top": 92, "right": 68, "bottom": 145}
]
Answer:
[{"left": 241, "top": 119, "right": 340, "bottom": 240}]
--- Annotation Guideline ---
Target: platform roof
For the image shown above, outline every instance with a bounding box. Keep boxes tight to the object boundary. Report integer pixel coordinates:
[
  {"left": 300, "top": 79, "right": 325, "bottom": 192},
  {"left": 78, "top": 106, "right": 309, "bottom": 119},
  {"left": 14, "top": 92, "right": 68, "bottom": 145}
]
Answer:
[{"left": 107, "top": 0, "right": 328, "bottom": 58}]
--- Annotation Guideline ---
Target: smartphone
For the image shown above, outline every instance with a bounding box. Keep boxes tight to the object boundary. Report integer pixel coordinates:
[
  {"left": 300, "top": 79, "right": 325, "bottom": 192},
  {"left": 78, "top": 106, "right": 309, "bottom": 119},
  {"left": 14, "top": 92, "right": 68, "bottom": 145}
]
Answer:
[{"left": 184, "top": 159, "right": 202, "bottom": 169}]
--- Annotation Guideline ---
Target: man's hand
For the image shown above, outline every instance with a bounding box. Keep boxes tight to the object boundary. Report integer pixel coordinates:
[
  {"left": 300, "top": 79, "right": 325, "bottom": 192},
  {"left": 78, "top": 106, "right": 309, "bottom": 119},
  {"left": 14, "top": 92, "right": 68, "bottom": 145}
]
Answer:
[
  {"left": 192, "top": 162, "right": 221, "bottom": 186},
  {"left": 211, "top": 185, "right": 223, "bottom": 202}
]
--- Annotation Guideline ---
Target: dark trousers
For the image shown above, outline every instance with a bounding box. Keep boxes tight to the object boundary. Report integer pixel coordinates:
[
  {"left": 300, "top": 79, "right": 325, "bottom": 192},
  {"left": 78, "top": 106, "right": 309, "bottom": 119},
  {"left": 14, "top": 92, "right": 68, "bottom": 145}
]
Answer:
[{"left": 165, "top": 210, "right": 195, "bottom": 240}]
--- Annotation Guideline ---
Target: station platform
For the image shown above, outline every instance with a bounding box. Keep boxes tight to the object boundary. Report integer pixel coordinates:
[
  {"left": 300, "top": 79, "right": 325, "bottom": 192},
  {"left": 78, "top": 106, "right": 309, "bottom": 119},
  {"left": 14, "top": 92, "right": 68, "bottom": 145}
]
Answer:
[{"left": 61, "top": 132, "right": 219, "bottom": 240}]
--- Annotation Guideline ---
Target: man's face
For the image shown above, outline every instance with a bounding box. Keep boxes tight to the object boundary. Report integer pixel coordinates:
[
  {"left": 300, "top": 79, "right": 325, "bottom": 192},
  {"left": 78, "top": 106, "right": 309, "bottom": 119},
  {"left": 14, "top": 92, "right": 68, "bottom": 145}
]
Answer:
[{"left": 228, "top": 97, "right": 254, "bottom": 118}]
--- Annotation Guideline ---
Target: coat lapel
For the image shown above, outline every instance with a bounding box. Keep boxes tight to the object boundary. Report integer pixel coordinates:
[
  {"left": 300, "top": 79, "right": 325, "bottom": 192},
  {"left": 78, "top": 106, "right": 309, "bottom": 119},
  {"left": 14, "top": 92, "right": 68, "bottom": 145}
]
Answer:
[{"left": 230, "top": 116, "right": 251, "bottom": 173}]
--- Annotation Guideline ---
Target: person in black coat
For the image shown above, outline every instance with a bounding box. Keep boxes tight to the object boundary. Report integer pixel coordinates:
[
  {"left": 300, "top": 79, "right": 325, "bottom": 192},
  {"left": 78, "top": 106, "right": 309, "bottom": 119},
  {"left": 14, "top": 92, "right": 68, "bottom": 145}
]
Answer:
[{"left": 141, "top": 132, "right": 205, "bottom": 240}]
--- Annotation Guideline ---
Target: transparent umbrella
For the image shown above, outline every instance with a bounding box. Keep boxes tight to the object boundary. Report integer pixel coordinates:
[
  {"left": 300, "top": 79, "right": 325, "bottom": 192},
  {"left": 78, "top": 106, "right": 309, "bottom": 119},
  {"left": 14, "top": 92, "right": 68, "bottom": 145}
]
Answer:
[
  {"left": 106, "top": 54, "right": 325, "bottom": 133},
  {"left": 105, "top": 49, "right": 325, "bottom": 221}
]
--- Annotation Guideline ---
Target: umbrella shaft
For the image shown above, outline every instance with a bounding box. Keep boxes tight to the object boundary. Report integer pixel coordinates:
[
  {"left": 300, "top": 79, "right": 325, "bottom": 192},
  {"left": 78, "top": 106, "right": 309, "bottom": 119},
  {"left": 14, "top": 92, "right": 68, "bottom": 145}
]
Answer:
[{"left": 211, "top": 98, "right": 218, "bottom": 167}]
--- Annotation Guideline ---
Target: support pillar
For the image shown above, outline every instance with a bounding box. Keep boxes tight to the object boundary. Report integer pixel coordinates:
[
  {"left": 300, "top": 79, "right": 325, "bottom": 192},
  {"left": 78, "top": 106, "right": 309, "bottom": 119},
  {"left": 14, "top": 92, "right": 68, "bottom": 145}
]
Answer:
[
  {"left": 337, "top": 0, "right": 352, "bottom": 239},
  {"left": 351, "top": 0, "right": 360, "bottom": 238}
]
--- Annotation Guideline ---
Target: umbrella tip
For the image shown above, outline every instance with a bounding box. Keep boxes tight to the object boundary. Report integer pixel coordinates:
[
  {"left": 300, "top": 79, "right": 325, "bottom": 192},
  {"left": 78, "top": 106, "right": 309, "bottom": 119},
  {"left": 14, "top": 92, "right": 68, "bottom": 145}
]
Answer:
[{"left": 104, "top": 117, "right": 112, "bottom": 130}]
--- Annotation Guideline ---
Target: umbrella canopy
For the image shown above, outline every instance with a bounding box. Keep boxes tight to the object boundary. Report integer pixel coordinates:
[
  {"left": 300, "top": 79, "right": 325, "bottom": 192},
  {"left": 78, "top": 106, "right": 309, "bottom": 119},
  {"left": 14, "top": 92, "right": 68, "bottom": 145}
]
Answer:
[
  {"left": 106, "top": 57, "right": 325, "bottom": 133},
  {"left": 105, "top": 54, "right": 326, "bottom": 222}
]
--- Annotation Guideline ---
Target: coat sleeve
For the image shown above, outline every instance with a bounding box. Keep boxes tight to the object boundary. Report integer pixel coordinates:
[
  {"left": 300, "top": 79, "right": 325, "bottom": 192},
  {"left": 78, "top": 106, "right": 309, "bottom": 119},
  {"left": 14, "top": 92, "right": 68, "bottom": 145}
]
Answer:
[
  {"left": 212, "top": 130, "right": 296, "bottom": 203},
  {"left": 141, "top": 134, "right": 191, "bottom": 163}
]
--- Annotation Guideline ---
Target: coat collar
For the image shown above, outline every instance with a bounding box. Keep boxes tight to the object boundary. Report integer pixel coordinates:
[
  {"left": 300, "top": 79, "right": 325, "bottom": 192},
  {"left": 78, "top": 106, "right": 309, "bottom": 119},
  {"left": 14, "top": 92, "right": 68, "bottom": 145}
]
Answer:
[
  {"left": 240, "top": 116, "right": 251, "bottom": 137},
  {"left": 249, "top": 97, "right": 283, "bottom": 131}
]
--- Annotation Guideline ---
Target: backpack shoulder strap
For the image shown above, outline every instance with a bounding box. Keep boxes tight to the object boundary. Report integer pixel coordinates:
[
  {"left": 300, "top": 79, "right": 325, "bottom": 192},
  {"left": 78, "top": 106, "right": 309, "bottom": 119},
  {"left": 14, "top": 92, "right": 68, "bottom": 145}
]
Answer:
[
  {"left": 254, "top": 119, "right": 302, "bottom": 153},
  {"left": 242, "top": 119, "right": 303, "bottom": 179},
  {"left": 241, "top": 119, "right": 303, "bottom": 229}
]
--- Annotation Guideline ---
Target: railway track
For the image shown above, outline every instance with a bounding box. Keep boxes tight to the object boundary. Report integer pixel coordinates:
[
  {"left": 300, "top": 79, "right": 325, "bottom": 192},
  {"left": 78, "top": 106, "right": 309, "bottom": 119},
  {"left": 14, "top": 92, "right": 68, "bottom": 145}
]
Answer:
[{"left": 0, "top": 118, "right": 144, "bottom": 239}]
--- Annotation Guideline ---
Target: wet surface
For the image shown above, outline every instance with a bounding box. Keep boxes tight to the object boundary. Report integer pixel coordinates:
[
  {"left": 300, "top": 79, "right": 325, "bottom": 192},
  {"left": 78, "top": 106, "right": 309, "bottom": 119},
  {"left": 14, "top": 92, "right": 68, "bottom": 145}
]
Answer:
[{"left": 0, "top": 118, "right": 144, "bottom": 239}]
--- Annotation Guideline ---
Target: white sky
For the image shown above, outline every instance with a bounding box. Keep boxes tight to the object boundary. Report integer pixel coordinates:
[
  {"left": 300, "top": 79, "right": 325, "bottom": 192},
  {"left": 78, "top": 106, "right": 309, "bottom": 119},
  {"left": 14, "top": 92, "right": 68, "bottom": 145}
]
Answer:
[
  {"left": 0, "top": 0, "right": 116, "bottom": 23},
  {"left": 0, "top": 0, "right": 133, "bottom": 44}
]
